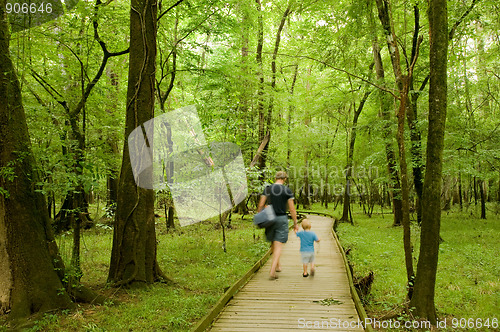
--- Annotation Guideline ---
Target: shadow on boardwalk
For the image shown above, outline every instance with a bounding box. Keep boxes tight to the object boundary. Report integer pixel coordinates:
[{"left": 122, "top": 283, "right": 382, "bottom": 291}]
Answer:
[{"left": 209, "top": 215, "right": 365, "bottom": 331}]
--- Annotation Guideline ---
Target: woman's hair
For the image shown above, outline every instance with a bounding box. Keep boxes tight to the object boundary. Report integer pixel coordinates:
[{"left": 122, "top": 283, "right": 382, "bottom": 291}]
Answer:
[
  {"left": 275, "top": 171, "right": 288, "bottom": 180},
  {"left": 301, "top": 219, "right": 311, "bottom": 230}
]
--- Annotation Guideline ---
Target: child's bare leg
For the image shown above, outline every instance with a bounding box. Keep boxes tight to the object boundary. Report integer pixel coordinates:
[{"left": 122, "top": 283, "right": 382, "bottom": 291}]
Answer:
[
  {"left": 311, "top": 262, "right": 315, "bottom": 276},
  {"left": 303, "top": 264, "right": 308, "bottom": 276}
]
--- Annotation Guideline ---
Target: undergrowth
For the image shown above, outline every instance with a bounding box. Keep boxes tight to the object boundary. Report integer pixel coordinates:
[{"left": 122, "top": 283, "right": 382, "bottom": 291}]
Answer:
[
  {"left": 336, "top": 203, "right": 500, "bottom": 331},
  {"left": 2, "top": 202, "right": 498, "bottom": 331},
  {"left": 4, "top": 214, "right": 269, "bottom": 331}
]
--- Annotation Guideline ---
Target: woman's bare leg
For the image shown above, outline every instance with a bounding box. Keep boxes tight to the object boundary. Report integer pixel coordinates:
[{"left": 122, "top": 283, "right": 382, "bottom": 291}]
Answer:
[{"left": 270, "top": 241, "right": 283, "bottom": 277}]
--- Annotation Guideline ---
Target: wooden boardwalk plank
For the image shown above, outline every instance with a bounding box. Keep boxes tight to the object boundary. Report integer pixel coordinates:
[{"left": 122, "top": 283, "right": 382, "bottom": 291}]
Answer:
[{"left": 209, "top": 215, "right": 365, "bottom": 331}]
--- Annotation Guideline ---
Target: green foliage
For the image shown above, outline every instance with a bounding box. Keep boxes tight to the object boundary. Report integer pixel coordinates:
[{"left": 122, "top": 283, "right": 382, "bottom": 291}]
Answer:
[
  {"left": 27, "top": 313, "right": 59, "bottom": 332},
  {"left": 6, "top": 0, "right": 498, "bottom": 209},
  {"left": 2, "top": 0, "right": 499, "bottom": 326},
  {"left": 24, "top": 215, "right": 269, "bottom": 331},
  {"left": 0, "top": 164, "right": 15, "bottom": 198},
  {"left": 337, "top": 205, "right": 500, "bottom": 326},
  {"left": 10, "top": 0, "right": 129, "bottom": 209}
]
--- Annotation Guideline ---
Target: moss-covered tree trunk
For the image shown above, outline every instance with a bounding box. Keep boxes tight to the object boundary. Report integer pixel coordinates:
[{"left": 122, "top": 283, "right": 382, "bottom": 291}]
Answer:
[
  {"left": 409, "top": 0, "right": 448, "bottom": 324},
  {"left": 0, "top": 3, "right": 74, "bottom": 318},
  {"left": 255, "top": 0, "right": 266, "bottom": 173},
  {"left": 407, "top": 5, "right": 427, "bottom": 225},
  {"left": 367, "top": 7, "right": 403, "bottom": 227},
  {"left": 105, "top": 69, "right": 120, "bottom": 211},
  {"left": 108, "top": 0, "right": 165, "bottom": 286},
  {"left": 375, "top": 0, "right": 416, "bottom": 287}
]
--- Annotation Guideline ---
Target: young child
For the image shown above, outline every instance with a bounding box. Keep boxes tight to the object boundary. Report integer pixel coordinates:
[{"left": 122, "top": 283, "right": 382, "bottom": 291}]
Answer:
[{"left": 295, "top": 219, "right": 320, "bottom": 277}]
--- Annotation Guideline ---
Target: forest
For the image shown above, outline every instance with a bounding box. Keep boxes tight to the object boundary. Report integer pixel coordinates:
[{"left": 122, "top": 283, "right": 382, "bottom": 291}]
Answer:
[{"left": 0, "top": 0, "right": 499, "bottom": 330}]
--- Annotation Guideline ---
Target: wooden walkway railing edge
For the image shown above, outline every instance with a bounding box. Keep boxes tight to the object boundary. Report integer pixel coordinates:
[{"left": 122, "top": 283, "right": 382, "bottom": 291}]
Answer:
[{"left": 332, "top": 219, "right": 374, "bottom": 332}]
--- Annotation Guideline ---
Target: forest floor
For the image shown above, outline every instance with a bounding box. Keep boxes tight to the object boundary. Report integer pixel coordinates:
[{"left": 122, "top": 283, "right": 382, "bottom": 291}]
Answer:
[
  {"left": 335, "top": 203, "right": 500, "bottom": 331},
  {"left": 0, "top": 202, "right": 498, "bottom": 331},
  {"left": 0, "top": 214, "right": 269, "bottom": 331}
]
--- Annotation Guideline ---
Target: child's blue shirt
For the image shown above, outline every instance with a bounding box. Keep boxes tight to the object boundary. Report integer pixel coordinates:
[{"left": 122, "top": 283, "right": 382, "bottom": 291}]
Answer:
[{"left": 296, "top": 230, "right": 319, "bottom": 252}]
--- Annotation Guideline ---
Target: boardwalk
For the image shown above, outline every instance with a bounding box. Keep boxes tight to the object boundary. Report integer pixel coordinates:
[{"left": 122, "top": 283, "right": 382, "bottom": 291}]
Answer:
[{"left": 209, "top": 215, "right": 365, "bottom": 331}]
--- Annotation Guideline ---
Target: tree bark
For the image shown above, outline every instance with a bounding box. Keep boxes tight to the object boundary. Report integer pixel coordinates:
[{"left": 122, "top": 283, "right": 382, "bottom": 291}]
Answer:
[
  {"left": 410, "top": 0, "right": 448, "bottom": 323},
  {"left": 407, "top": 6, "right": 427, "bottom": 225},
  {"left": 108, "top": 0, "right": 166, "bottom": 286},
  {"left": 105, "top": 69, "right": 120, "bottom": 210},
  {"left": 303, "top": 65, "right": 312, "bottom": 209},
  {"left": 255, "top": 0, "right": 266, "bottom": 173},
  {"left": 458, "top": 172, "right": 463, "bottom": 210},
  {"left": 375, "top": 0, "right": 415, "bottom": 285},
  {"left": 0, "top": 4, "right": 75, "bottom": 318},
  {"left": 368, "top": 1, "right": 403, "bottom": 227},
  {"left": 498, "top": 171, "right": 500, "bottom": 202},
  {"left": 286, "top": 64, "right": 298, "bottom": 170},
  {"left": 340, "top": 90, "right": 371, "bottom": 223},
  {"left": 257, "top": 0, "right": 293, "bottom": 174},
  {"left": 480, "top": 180, "right": 486, "bottom": 219}
]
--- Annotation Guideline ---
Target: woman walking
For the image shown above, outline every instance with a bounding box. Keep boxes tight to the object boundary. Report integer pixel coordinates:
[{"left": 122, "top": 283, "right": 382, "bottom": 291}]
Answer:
[{"left": 257, "top": 171, "right": 299, "bottom": 279}]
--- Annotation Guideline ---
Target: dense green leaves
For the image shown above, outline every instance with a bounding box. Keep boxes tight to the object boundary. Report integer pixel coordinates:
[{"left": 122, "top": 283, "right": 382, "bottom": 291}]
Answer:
[{"left": 6, "top": 0, "right": 498, "bottom": 218}]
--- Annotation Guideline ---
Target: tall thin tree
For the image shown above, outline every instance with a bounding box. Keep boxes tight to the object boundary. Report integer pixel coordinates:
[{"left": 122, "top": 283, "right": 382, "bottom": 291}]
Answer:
[{"left": 410, "top": 0, "right": 448, "bottom": 323}]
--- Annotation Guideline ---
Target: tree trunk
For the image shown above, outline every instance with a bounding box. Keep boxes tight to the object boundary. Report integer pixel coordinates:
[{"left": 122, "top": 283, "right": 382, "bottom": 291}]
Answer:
[
  {"left": 287, "top": 64, "right": 298, "bottom": 169},
  {"left": 340, "top": 91, "right": 371, "bottom": 223},
  {"left": 410, "top": 0, "right": 448, "bottom": 323},
  {"left": 255, "top": 0, "right": 265, "bottom": 174},
  {"left": 303, "top": 151, "right": 311, "bottom": 209},
  {"left": 458, "top": 172, "right": 463, "bottom": 210},
  {"left": 303, "top": 65, "right": 312, "bottom": 210},
  {"left": 105, "top": 69, "right": 120, "bottom": 210},
  {"left": 497, "top": 171, "right": 500, "bottom": 202},
  {"left": 108, "top": 0, "right": 166, "bottom": 286},
  {"left": 442, "top": 176, "right": 452, "bottom": 210},
  {"left": 0, "top": 5, "right": 74, "bottom": 317},
  {"left": 368, "top": 3, "right": 403, "bottom": 227},
  {"left": 237, "top": 4, "right": 251, "bottom": 158},
  {"left": 165, "top": 122, "right": 176, "bottom": 230},
  {"left": 473, "top": 176, "right": 478, "bottom": 205},
  {"left": 107, "top": 172, "right": 118, "bottom": 209},
  {"left": 375, "top": 0, "right": 416, "bottom": 286},
  {"left": 51, "top": 0, "right": 123, "bottom": 233},
  {"left": 480, "top": 180, "right": 486, "bottom": 219},
  {"left": 407, "top": 5, "right": 427, "bottom": 225},
  {"left": 396, "top": 81, "right": 415, "bottom": 286},
  {"left": 257, "top": 0, "right": 292, "bottom": 175}
]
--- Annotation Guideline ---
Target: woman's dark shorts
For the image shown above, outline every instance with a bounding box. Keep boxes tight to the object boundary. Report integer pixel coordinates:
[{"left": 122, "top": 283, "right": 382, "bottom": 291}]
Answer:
[{"left": 265, "top": 215, "right": 289, "bottom": 243}]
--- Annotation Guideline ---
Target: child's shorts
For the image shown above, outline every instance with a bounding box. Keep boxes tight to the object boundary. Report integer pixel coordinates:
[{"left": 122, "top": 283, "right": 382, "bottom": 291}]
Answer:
[{"left": 301, "top": 252, "right": 315, "bottom": 264}]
